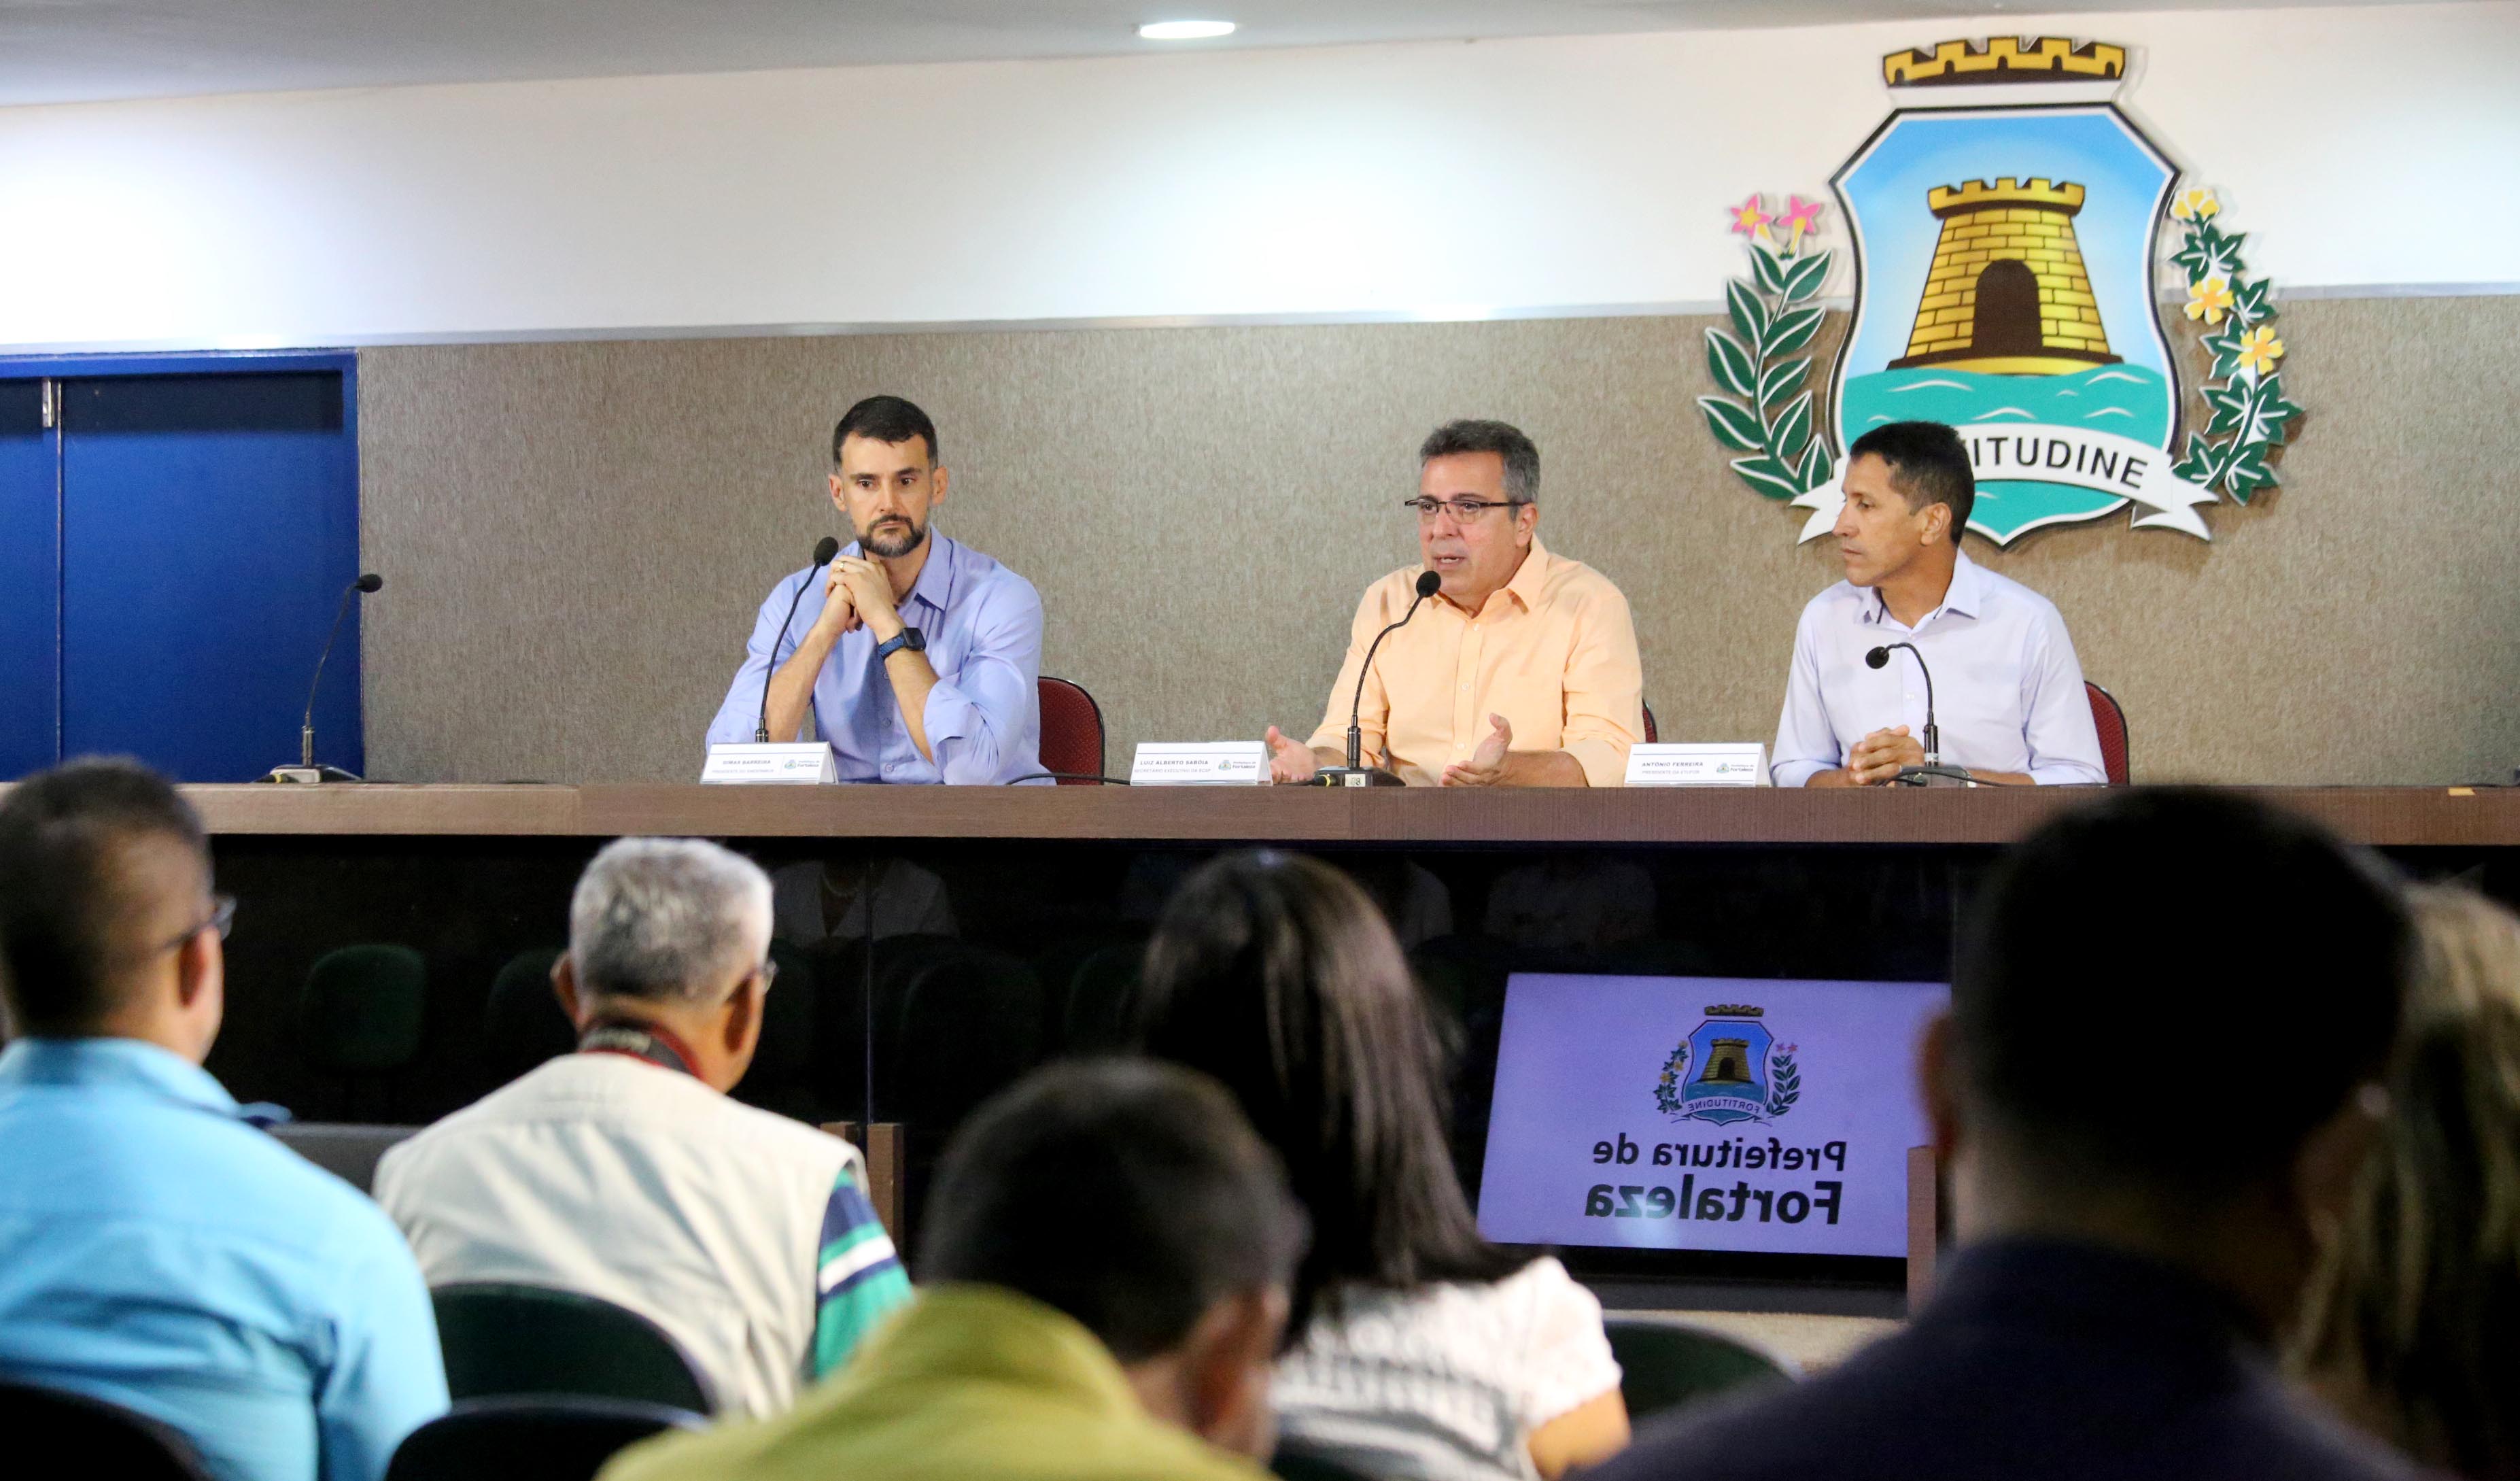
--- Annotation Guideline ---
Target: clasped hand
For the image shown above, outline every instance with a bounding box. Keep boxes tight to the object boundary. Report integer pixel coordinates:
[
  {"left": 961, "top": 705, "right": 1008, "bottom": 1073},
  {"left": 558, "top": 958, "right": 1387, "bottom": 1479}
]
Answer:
[
  {"left": 815, "top": 557, "right": 902, "bottom": 642},
  {"left": 1845, "top": 726, "right": 1925, "bottom": 785}
]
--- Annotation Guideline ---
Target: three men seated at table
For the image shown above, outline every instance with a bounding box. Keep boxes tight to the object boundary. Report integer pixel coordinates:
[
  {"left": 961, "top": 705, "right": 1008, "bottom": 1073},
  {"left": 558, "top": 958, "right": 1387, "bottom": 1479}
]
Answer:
[
  {"left": 1267, "top": 420, "right": 1646, "bottom": 787},
  {"left": 706, "top": 395, "right": 1047, "bottom": 784},
  {"left": 1772, "top": 420, "right": 2105, "bottom": 788}
]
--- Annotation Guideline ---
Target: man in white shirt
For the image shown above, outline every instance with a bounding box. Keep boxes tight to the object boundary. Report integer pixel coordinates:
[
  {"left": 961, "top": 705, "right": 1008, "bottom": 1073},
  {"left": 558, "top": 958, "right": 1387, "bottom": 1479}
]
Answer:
[
  {"left": 1773, "top": 420, "right": 2106, "bottom": 787},
  {"left": 375, "top": 838, "right": 911, "bottom": 1416}
]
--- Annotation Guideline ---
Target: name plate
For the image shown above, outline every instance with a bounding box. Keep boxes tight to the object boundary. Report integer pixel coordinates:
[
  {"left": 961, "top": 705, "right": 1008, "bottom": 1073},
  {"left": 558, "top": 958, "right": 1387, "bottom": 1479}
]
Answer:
[
  {"left": 1625, "top": 743, "right": 1769, "bottom": 787},
  {"left": 702, "top": 743, "right": 838, "bottom": 785},
  {"left": 1130, "top": 742, "right": 1268, "bottom": 787}
]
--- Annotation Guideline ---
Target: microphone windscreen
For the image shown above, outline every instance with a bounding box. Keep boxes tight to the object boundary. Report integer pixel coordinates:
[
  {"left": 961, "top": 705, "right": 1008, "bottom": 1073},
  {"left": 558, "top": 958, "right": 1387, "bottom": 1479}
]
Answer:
[
  {"left": 1865, "top": 646, "right": 1890, "bottom": 669},
  {"left": 355, "top": 573, "right": 384, "bottom": 593},
  {"left": 1415, "top": 570, "right": 1443, "bottom": 598},
  {"left": 812, "top": 536, "right": 842, "bottom": 565}
]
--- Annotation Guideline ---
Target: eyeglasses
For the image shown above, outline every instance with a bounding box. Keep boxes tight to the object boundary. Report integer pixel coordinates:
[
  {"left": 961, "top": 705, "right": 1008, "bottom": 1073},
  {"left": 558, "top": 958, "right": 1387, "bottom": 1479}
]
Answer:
[
  {"left": 152, "top": 894, "right": 235, "bottom": 957},
  {"left": 1402, "top": 496, "right": 1528, "bottom": 522},
  {"left": 754, "top": 957, "right": 780, "bottom": 992}
]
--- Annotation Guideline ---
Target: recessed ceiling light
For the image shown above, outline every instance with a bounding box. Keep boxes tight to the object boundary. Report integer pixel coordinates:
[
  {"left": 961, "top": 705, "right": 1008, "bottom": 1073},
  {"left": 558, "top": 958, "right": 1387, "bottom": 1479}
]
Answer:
[{"left": 1137, "top": 20, "right": 1235, "bottom": 41}]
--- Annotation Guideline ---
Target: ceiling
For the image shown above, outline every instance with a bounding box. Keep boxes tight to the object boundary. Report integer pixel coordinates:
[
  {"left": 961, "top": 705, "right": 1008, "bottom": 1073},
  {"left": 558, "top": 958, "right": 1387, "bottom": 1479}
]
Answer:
[{"left": 0, "top": 0, "right": 2476, "bottom": 108}]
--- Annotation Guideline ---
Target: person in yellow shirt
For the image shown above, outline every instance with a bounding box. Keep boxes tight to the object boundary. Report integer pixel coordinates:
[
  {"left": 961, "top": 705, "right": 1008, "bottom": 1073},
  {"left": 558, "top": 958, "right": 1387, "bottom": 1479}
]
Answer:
[
  {"left": 1266, "top": 420, "right": 1644, "bottom": 787},
  {"left": 600, "top": 1059, "right": 1307, "bottom": 1481}
]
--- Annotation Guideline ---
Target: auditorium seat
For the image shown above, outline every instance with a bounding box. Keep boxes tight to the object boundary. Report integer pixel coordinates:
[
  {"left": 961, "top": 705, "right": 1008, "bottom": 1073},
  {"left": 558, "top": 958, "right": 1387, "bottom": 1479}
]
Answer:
[
  {"left": 482, "top": 947, "right": 571, "bottom": 1087},
  {"left": 2086, "top": 681, "right": 2129, "bottom": 785},
  {"left": 1272, "top": 1440, "right": 1384, "bottom": 1481},
  {"left": 300, "top": 943, "right": 427, "bottom": 1119},
  {"left": 0, "top": 1380, "right": 213, "bottom": 1481},
  {"left": 729, "top": 938, "right": 822, "bottom": 1123},
  {"left": 386, "top": 1395, "right": 700, "bottom": 1481},
  {"left": 431, "top": 1282, "right": 714, "bottom": 1414},
  {"left": 1603, "top": 1314, "right": 1796, "bottom": 1420},
  {"left": 271, "top": 1121, "right": 414, "bottom": 1193},
  {"left": 1642, "top": 702, "right": 1658, "bottom": 745},
  {"left": 1037, "top": 675, "right": 1106, "bottom": 783},
  {"left": 1058, "top": 940, "right": 1145, "bottom": 1055}
]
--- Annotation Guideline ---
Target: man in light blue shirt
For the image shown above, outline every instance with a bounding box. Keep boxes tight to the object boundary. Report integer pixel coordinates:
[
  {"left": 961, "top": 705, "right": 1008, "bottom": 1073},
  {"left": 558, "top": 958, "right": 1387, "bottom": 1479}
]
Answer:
[
  {"left": 1773, "top": 421, "right": 2105, "bottom": 787},
  {"left": 704, "top": 394, "right": 1045, "bottom": 784},
  {"left": 0, "top": 760, "right": 447, "bottom": 1481}
]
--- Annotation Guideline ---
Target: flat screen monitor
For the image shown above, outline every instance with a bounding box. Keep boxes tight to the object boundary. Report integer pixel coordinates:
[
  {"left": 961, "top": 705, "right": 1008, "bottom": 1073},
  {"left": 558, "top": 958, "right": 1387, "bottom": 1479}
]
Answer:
[{"left": 1475, "top": 974, "right": 1949, "bottom": 1261}]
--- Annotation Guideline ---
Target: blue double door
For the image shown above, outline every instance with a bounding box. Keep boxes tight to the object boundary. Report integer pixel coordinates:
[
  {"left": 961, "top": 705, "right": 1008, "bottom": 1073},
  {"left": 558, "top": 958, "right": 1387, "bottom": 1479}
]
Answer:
[{"left": 0, "top": 354, "right": 363, "bottom": 782}]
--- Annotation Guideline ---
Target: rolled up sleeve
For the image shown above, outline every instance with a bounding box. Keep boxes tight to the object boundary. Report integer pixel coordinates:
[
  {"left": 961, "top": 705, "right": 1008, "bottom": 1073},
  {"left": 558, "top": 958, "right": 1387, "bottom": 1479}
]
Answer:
[
  {"left": 2021, "top": 606, "right": 2107, "bottom": 786},
  {"left": 1557, "top": 585, "right": 1644, "bottom": 788},
  {"left": 922, "top": 576, "right": 1043, "bottom": 785},
  {"left": 1772, "top": 608, "right": 1840, "bottom": 788}
]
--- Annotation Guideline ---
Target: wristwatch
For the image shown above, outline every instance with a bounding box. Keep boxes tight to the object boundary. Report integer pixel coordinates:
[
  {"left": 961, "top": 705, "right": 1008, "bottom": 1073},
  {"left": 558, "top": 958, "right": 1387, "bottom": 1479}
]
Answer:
[{"left": 874, "top": 627, "right": 926, "bottom": 663}]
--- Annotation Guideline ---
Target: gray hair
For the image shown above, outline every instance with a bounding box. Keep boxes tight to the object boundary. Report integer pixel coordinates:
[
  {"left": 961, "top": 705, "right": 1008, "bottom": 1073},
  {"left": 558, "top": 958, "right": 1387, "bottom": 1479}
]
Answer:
[
  {"left": 568, "top": 837, "right": 772, "bottom": 1004},
  {"left": 1419, "top": 418, "right": 1539, "bottom": 505}
]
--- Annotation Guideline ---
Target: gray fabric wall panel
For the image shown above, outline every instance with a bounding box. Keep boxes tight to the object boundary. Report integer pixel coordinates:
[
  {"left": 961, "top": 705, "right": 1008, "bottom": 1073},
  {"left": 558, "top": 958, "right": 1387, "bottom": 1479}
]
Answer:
[{"left": 358, "top": 296, "right": 2519, "bottom": 786}]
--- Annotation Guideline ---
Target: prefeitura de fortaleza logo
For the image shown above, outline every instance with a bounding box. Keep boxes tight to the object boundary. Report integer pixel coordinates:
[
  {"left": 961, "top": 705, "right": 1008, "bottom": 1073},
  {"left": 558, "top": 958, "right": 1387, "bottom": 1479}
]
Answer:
[
  {"left": 1696, "top": 35, "right": 2305, "bottom": 545},
  {"left": 1655, "top": 1004, "right": 1801, "bottom": 1127}
]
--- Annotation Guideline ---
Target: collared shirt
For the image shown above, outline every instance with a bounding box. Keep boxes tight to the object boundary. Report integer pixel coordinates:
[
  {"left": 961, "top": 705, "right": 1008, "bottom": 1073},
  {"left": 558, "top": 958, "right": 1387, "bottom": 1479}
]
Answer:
[
  {"left": 373, "top": 1053, "right": 912, "bottom": 1418},
  {"left": 0, "top": 1038, "right": 447, "bottom": 1481},
  {"left": 1770, "top": 551, "right": 2105, "bottom": 787},
  {"left": 704, "top": 532, "right": 1045, "bottom": 785},
  {"left": 1582, "top": 1239, "right": 2427, "bottom": 1481},
  {"left": 1307, "top": 539, "right": 1644, "bottom": 787},
  {"left": 600, "top": 1283, "right": 1268, "bottom": 1481}
]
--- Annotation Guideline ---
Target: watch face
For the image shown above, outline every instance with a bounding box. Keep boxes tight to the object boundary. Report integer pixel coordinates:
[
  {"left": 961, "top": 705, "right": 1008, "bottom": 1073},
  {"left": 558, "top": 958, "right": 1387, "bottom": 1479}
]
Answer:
[{"left": 902, "top": 628, "right": 925, "bottom": 651}]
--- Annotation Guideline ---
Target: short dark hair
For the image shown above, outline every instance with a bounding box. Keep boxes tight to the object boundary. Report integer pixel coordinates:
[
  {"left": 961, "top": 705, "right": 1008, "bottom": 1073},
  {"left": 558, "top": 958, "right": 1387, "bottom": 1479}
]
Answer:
[
  {"left": 831, "top": 394, "right": 939, "bottom": 466},
  {"left": 918, "top": 1059, "right": 1307, "bottom": 1363},
  {"left": 1131, "top": 852, "right": 1520, "bottom": 1331},
  {"left": 1419, "top": 419, "right": 1538, "bottom": 504},
  {"left": 1954, "top": 788, "right": 2411, "bottom": 1193},
  {"left": 0, "top": 758, "right": 210, "bottom": 1034},
  {"left": 1849, "top": 420, "right": 1973, "bottom": 543}
]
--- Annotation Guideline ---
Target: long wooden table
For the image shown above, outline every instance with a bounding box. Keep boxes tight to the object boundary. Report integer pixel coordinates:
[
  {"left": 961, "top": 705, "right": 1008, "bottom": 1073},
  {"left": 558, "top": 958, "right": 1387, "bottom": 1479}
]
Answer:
[{"left": 179, "top": 782, "right": 2520, "bottom": 846}]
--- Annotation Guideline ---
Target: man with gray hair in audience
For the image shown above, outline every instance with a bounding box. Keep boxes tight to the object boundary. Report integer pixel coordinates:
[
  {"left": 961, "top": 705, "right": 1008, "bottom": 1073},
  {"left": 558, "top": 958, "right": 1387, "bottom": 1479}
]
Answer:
[{"left": 375, "top": 837, "right": 910, "bottom": 1416}]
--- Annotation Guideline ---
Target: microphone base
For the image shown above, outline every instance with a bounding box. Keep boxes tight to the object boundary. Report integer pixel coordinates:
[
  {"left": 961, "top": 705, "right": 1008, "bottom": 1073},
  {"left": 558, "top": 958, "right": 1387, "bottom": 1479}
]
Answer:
[
  {"left": 1892, "top": 764, "right": 1974, "bottom": 788},
  {"left": 1314, "top": 766, "right": 1405, "bottom": 789},
  {"left": 262, "top": 764, "right": 365, "bottom": 784}
]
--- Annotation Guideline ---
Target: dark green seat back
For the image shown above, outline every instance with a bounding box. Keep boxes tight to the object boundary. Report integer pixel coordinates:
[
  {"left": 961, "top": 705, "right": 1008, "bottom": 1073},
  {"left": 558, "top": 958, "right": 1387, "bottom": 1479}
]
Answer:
[
  {"left": 431, "top": 1282, "right": 713, "bottom": 1414},
  {"left": 301, "top": 944, "right": 428, "bottom": 1074},
  {"left": 1604, "top": 1315, "right": 1795, "bottom": 1421}
]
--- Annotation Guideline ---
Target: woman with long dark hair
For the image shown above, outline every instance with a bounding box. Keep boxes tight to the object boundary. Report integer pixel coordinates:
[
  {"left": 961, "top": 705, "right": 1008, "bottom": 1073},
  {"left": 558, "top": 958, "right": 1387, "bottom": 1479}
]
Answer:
[{"left": 1130, "top": 851, "right": 1629, "bottom": 1480}]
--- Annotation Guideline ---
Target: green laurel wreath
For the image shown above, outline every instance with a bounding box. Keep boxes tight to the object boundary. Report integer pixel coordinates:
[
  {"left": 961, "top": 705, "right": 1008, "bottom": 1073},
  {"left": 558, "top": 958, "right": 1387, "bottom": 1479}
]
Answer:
[
  {"left": 1654, "top": 1041, "right": 1689, "bottom": 1116},
  {"left": 2167, "top": 197, "right": 2305, "bottom": 503},
  {"left": 1765, "top": 1051, "right": 1801, "bottom": 1119},
  {"left": 1697, "top": 216, "right": 1837, "bottom": 502}
]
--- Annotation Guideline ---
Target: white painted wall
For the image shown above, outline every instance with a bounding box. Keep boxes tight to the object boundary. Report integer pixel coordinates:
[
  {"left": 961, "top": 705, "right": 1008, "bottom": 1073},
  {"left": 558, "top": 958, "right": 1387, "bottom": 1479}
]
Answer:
[{"left": 0, "top": 3, "right": 2512, "bottom": 350}]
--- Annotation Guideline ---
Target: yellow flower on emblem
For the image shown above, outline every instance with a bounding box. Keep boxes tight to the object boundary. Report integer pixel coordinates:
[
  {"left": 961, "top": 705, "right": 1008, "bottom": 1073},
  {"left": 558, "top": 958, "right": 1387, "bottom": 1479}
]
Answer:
[
  {"left": 2185, "top": 275, "right": 2234, "bottom": 325},
  {"left": 2172, "top": 188, "right": 2222, "bottom": 222},
  {"left": 2234, "top": 325, "right": 2284, "bottom": 376}
]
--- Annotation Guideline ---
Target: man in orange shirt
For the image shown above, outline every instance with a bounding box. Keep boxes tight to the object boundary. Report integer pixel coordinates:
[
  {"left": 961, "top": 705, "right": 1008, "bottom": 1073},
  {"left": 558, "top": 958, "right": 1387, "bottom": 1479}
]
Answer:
[{"left": 1266, "top": 420, "right": 1644, "bottom": 787}]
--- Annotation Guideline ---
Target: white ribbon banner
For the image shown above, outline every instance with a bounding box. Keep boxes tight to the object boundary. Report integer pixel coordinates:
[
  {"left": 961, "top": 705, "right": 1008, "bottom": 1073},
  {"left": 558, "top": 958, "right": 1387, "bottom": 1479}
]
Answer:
[{"left": 1790, "top": 425, "right": 2217, "bottom": 543}]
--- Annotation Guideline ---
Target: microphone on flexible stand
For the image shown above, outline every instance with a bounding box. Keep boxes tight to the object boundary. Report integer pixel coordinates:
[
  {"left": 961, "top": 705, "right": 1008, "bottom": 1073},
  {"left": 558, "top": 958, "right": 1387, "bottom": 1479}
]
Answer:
[
  {"left": 756, "top": 537, "right": 843, "bottom": 743},
  {"left": 264, "top": 573, "right": 383, "bottom": 783},
  {"left": 1865, "top": 641, "right": 1967, "bottom": 787},
  {"left": 1318, "top": 569, "right": 1443, "bottom": 788}
]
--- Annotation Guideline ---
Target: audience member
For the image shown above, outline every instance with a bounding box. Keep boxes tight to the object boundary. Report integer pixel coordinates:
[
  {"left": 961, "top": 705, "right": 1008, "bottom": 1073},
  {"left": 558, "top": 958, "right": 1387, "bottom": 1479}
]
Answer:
[
  {"left": 374, "top": 836, "right": 908, "bottom": 1416},
  {"left": 601, "top": 1058, "right": 1305, "bottom": 1481},
  {"left": 1133, "top": 851, "right": 1629, "bottom": 1480},
  {"left": 0, "top": 758, "right": 446, "bottom": 1481},
  {"left": 1585, "top": 788, "right": 2424, "bottom": 1481},
  {"left": 2294, "top": 885, "right": 2520, "bottom": 1480}
]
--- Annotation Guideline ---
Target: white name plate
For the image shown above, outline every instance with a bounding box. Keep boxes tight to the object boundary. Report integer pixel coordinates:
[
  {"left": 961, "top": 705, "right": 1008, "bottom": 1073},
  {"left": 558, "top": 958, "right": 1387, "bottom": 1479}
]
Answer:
[
  {"left": 1130, "top": 741, "right": 1268, "bottom": 787},
  {"left": 1625, "top": 743, "right": 1770, "bottom": 787},
  {"left": 702, "top": 743, "right": 838, "bottom": 785}
]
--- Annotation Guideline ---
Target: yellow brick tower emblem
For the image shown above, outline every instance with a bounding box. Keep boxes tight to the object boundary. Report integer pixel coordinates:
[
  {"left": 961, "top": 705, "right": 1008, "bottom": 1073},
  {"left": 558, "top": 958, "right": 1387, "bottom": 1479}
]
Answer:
[{"left": 1891, "top": 177, "right": 2121, "bottom": 375}]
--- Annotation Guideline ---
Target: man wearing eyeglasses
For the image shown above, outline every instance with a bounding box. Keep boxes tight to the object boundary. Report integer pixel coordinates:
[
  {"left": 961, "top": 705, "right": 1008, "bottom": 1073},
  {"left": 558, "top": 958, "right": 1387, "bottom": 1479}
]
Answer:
[
  {"left": 1266, "top": 419, "right": 1644, "bottom": 787},
  {"left": 374, "top": 837, "right": 910, "bottom": 1418},
  {"left": 0, "top": 759, "right": 447, "bottom": 1481}
]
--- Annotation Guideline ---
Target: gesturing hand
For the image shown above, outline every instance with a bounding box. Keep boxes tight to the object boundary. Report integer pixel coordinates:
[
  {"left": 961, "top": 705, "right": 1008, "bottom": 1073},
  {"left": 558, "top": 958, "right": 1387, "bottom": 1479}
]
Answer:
[
  {"left": 1846, "top": 726, "right": 1924, "bottom": 785},
  {"left": 1265, "top": 726, "right": 1319, "bottom": 784},
  {"left": 1440, "top": 713, "right": 1513, "bottom": 787}
]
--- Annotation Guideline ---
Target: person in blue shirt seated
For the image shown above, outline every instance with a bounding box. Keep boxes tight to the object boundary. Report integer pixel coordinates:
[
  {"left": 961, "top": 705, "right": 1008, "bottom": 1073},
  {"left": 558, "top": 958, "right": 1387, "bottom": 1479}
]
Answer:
[
  {"left": 704, "top": 394, "right": 1046, "bottom": 784},
  {"left": 0, "top": 759, "right": 448, "bottom": 1481},
  {"left": 1772, "top": 420, "right": 2106, "bottom": 787}
]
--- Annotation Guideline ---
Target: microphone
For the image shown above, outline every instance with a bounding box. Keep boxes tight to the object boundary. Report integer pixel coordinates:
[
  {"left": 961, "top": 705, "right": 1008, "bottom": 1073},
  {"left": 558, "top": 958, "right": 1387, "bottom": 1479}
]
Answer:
[
  {"left": 1865, "top": 641, "right": 1941, "bottom": 764},
  {"left": 266, "top": 572, "right": 382, "bottom": 783},
  {"left": 756, "top": 537, "right": 843, "bottom": 743},
  {"left": 1322, "top": 569, "right": 1443, "bottom": 787}
]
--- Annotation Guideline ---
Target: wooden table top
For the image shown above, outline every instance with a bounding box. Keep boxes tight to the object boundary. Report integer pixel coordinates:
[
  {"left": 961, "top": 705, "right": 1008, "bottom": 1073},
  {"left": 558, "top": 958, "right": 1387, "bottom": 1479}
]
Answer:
[{"left": 157, "top": 783, "right": 2520, "bottom": 848}]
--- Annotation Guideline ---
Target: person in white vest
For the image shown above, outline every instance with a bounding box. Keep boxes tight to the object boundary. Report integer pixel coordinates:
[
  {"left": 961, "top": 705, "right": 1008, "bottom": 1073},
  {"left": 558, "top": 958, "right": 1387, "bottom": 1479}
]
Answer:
[{"left": 375, "top": 837, "right": 911, "bottom": 1416}]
